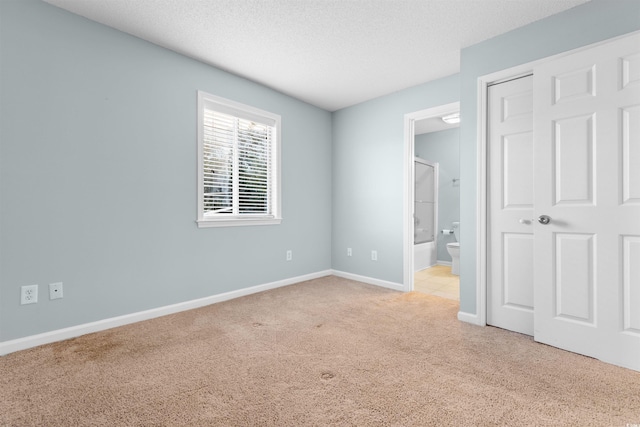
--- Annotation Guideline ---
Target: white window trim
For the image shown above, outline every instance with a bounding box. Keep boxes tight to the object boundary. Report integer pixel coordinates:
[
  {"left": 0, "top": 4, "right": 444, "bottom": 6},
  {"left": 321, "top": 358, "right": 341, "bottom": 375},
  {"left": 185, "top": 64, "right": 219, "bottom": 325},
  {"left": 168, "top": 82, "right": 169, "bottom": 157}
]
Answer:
[{"left": 196, "top": 91, "right": 282, "bottom": 228}]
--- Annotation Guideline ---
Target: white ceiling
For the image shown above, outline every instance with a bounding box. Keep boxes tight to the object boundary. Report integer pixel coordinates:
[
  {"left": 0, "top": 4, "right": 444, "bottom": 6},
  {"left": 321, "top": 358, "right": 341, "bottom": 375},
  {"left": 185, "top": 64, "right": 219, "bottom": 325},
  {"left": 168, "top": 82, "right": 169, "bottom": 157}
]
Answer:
[
  {"left": 43, "top": 0, "right": 589, "bottom": 112},
  {"left": 415, "top": 116, "right": 459, "bottom": 135}
]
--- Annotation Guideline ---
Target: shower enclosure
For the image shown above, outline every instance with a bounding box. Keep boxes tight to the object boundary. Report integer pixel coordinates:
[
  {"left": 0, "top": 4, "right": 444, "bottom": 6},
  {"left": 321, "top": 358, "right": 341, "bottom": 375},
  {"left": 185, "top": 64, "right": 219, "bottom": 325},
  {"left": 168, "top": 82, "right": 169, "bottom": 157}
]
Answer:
[{"left": 414, "top": 157, "right": 438, "bottom": 271}]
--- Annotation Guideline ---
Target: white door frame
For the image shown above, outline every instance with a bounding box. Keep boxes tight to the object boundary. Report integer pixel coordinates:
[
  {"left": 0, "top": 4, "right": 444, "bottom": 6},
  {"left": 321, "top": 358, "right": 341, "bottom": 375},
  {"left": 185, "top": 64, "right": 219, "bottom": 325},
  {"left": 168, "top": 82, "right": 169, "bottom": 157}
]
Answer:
[
  {"left": 474, "top": 30, "right": 640, "bottom": 327},
  {"left": 403, "top": 102, "right": 459, "bottom": 292}
]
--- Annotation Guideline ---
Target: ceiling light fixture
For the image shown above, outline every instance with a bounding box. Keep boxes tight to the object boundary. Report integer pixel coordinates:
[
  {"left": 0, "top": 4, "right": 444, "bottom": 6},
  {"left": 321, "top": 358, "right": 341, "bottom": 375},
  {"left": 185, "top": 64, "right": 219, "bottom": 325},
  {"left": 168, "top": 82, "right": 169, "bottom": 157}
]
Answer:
[{"left": 441, "top": 112, "right": 461, "bottom": 124}]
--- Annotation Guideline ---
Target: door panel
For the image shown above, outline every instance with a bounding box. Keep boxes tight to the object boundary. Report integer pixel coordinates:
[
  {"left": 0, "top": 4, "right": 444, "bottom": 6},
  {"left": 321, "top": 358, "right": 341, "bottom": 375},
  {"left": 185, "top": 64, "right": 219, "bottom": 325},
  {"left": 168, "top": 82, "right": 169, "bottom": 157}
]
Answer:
[
  {"left": 487, "top": 75, "right": 534, "bottom": 336},
  {"left": 503, "top": 132, "right": 534, "bottom": 208},
  {"left": 502, "top": 233, "right": 534, "bottom": 310},
  {"left": 553, "top": 66, "right": 595, "bottom": 104},
  {"left": 554, "top": 233, "right": 595, "bottom": 324},
  {"left": 622, "top": 105, "right": 640, "bottom": 204},
  {"left": 553, "top": 114, "right": 595, "bottom": 205},
  {"left": 622, "top": 235, "right": 640, "bottom": 334},
  {"left": 533, "top": 32, "right": 640, "bottom": 371},
  {"left": 621, "top": 52, "right": 640, "bottom": 88}
]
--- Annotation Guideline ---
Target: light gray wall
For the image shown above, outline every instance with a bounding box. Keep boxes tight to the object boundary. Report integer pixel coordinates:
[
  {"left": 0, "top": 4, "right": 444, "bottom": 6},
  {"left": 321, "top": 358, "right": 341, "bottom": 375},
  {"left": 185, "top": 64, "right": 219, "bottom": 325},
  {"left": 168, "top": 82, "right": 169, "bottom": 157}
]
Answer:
[
  {"left": 3, "top": 0, "right": 639, "bottom": 344},
  {"left": 458, "top": 0, "right": 640, "bottom": 314},
  {"left": 415, "top": 128, "right": 460, "bottom": 262},
  {"left": 0, "top": 0, "right": 332, "bottom": 341},
  {"left": 331, "top": 75, "right": 460, "bottom": 283}
]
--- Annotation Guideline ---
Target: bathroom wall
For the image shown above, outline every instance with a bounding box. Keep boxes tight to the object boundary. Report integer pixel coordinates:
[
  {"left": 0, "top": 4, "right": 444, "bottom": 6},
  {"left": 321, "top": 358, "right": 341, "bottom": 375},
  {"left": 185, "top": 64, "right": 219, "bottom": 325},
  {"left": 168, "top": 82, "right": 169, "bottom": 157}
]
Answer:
[{"left": 414, "top": 128, "right": 460, "bottom": 263}]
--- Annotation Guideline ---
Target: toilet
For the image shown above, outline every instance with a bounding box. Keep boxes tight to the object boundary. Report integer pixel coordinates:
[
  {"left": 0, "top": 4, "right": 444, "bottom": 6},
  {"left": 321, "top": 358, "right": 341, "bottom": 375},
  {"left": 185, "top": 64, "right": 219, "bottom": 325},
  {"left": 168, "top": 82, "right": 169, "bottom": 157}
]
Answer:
[{"left": 446, "top": 222, "right": 460, "bottom": 275}]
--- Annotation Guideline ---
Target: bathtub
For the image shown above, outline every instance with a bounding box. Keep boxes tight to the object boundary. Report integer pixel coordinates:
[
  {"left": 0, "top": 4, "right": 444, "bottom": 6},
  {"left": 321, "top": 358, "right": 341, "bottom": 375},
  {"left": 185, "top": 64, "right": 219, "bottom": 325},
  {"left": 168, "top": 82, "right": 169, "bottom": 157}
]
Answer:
[{"left": 414, "top": 241, "right": 437, "bottom": 272}]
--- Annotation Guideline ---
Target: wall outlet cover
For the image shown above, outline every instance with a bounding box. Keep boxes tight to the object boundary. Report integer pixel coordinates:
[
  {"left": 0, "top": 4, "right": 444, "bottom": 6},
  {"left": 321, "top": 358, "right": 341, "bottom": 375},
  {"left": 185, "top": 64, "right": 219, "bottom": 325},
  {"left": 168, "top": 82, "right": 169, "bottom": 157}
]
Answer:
[
  {"left": 21, "top": 285, "right": 38, "bottom": 305},
  {"left": 49, "top": 282, "right": 63, "bottom": 300}
]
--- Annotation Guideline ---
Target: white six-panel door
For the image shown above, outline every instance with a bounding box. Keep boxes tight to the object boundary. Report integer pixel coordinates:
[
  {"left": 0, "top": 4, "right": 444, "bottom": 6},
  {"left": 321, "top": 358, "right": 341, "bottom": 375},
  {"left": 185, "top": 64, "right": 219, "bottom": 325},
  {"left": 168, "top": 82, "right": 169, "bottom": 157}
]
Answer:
[
  {"left": 487, "top": 75, "right": 535, "bottom": 336},
  {"left": 532, "top": 33, "right": 640, "bottom": 370}
]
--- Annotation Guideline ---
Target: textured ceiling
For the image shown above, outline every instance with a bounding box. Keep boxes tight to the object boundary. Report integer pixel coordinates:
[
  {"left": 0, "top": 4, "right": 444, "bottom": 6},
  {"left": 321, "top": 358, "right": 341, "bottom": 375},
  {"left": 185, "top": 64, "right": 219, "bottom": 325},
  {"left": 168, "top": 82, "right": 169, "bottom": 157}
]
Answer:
[{"left": 43, "top": 0, "right": 589, "bottom": 112}]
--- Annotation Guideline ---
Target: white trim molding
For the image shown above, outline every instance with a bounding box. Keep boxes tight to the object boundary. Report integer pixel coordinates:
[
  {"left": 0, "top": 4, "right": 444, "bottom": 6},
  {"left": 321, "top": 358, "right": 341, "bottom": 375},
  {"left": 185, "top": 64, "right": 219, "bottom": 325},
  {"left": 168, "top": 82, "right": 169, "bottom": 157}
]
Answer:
[
  {"left": 331, "top": 270, "right": 404, "bottom": 292},
  {"left": 0, "top": 270, "right": 332, "bottom": 356},
  {"left": 458, "top": 310, "right": 482, "bottom": 326}
]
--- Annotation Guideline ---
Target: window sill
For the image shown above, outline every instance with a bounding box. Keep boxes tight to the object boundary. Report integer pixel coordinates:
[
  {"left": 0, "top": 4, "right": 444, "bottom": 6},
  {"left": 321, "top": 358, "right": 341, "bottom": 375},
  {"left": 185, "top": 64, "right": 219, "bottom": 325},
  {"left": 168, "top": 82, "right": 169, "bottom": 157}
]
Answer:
[{"left": 196, "top": 218, "right": 282, "bottom": 228}]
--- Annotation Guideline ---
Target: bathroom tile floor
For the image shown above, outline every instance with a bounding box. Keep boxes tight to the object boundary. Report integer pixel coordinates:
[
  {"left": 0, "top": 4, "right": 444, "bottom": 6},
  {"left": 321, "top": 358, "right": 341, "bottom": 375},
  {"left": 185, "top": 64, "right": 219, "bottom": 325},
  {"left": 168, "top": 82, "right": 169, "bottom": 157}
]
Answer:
[{"left": 414, "top": 265, "right": 459, "bottom": 301}]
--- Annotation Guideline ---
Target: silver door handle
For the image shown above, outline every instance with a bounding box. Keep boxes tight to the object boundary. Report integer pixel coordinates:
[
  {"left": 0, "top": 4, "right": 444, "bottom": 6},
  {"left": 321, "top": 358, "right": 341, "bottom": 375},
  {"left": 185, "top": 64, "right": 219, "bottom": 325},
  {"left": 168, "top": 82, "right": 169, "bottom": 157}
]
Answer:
[{"left": 538, "top": 215, "right": 551, "bottom": 225}]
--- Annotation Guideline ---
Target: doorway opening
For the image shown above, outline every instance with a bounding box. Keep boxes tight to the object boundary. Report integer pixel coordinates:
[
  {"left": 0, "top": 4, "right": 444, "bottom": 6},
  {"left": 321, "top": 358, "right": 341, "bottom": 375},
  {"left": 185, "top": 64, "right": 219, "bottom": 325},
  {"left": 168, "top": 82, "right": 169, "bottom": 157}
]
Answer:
[{"left": 403, "top": 102, "right": 460, "bottom": 300}]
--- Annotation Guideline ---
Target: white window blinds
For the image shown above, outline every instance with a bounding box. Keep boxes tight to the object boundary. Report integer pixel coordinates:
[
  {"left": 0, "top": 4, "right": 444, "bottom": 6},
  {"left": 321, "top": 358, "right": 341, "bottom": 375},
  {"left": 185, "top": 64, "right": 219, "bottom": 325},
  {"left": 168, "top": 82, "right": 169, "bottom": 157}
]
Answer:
[{"left": 197, "top": 91, "right": 281, "bottom": 227}]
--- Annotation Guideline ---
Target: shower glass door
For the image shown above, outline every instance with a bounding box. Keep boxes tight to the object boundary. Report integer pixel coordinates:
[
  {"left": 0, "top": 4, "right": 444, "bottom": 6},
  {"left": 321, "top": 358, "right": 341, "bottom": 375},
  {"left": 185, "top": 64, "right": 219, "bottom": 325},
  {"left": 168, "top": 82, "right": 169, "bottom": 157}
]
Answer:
[{"left": 414, "top": 158, "right": 437, "bottom": 244}]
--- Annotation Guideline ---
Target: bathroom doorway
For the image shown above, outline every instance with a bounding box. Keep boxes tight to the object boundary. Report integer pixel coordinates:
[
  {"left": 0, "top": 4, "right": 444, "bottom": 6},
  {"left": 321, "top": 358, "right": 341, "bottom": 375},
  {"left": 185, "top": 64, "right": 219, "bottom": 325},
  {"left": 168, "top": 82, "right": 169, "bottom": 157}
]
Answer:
[{"left": 403, "top": 102, "right": 460, "bottom": 300}]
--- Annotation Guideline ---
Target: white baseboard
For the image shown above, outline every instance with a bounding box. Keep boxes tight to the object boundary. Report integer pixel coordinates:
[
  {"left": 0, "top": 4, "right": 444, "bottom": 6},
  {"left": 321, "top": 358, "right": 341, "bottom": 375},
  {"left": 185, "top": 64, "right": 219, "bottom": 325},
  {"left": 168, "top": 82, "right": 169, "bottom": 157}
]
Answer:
[
  {"left": 331, "top": 270, "right": 404, "bottom": 292},
  {"left": 437, "top": 260, "right": 452, "bottom": 267},
  {"left": 414, "top": 263, "right": 436, "bottom": 273},
  {"left": 0, "top": 270, "right": 332, "bottom": 356},
  {"left": 457, "top": 310, "right": 483, "bottom": 326}
]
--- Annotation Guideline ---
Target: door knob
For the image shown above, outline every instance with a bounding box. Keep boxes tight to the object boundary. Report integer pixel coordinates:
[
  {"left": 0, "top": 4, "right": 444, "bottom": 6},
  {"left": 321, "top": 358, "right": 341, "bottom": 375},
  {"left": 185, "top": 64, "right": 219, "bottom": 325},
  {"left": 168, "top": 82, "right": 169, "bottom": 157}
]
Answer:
[{"left": 538, "top": 215, "right": 551, "bottom": 225}]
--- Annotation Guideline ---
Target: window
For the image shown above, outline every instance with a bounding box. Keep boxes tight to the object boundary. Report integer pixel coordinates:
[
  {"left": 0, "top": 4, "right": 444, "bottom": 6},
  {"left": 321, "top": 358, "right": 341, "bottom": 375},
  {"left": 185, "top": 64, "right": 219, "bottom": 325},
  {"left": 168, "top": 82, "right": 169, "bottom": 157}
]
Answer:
[{"left": 197, "top": 91, "right": 281, "bottom": 227}]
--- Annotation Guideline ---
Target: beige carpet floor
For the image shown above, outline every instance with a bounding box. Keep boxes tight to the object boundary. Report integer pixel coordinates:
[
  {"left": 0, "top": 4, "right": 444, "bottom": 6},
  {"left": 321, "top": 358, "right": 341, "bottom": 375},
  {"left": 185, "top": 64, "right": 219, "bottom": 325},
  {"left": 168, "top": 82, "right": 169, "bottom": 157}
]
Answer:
[{"left": 1, "top": 276, "right": 639, "bottom": 426}]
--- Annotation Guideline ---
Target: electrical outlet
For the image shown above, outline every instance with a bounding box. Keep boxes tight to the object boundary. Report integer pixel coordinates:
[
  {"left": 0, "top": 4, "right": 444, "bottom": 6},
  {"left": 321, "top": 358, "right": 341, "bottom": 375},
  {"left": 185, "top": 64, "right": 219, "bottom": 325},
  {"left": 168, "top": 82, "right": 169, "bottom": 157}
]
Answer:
[
  {"left": 347, "top": 248, "right": 352, "bottom": 257},
  {"left": 21, "top": 285, "right": 38, "bottom": 305},
  {"left": 286, "top": 250, "right": 292, "bottom": 261},
  {"left": 49, "top": 282, "right": 63, "bottom": 300},
  {"left": 371, "top": 250, "right": 378, "bottom": 261}
]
